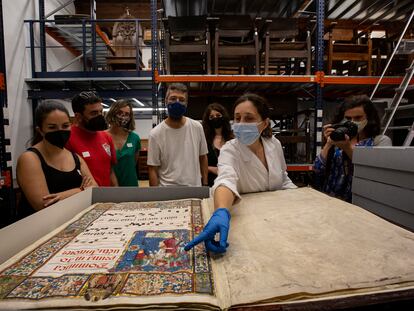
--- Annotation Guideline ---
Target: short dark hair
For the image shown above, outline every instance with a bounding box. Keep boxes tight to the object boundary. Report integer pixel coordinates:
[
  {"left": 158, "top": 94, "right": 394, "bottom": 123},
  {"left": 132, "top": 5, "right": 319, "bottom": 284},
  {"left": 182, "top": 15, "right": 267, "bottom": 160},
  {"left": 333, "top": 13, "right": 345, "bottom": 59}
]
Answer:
[
  {"left": 32, "top": 101, "right": 70, "bottom": 145},
  {"left": 331, "top": 95, "right": 381, "bottom": 138},
  {"left": 72, "top": 91, "right": 102, "bottom": 114},
  {"left": 233, "top": 93, "right": 273, "bottom": 138},
  {"left": 166, "top": 83, "right": 188, "bottom": 100},
  {"left": 202, "top": 103, "right": 234, "bottom": 145},
  {"left": 105, "top": 99, "right": 135, "bottom": 131}
]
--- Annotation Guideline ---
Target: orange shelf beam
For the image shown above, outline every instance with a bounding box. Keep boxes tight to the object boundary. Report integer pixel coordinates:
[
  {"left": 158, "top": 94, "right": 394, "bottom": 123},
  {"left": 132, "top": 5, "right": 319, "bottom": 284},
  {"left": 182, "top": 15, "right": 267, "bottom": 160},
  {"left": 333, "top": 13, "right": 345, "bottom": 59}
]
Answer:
[
  {"left": 155, "top": 71, "right": 315, "bottom": 83},
  {"left": 287, "top": 164, "right": 314, "bottom": 172},
  {"left": 0, "top": 73, "right": 4, "bottom": 90},
  {"left": 155, "top": 70, "right": 413, "bottom": 86},
  {"left": 320, "top": 75, "right": 414, "bottom": 85}
]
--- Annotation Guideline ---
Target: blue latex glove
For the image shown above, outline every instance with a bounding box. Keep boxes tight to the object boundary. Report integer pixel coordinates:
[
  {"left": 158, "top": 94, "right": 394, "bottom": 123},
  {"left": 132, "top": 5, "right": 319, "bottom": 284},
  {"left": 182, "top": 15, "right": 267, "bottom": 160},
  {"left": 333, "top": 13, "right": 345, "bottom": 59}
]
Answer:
[{"left": 184, "top": 208, "right": 230, "bottom": 253}]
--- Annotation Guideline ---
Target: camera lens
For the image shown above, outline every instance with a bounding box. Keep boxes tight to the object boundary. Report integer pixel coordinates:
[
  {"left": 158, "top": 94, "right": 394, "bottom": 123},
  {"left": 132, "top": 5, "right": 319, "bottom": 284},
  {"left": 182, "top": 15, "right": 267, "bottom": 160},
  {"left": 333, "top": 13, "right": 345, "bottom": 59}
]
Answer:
[
  {"left": 329, "top": 121, "right": 358, "bottom": 141},
  {"left": 330, "top": 127, "right": 347, "bottom": 141}
]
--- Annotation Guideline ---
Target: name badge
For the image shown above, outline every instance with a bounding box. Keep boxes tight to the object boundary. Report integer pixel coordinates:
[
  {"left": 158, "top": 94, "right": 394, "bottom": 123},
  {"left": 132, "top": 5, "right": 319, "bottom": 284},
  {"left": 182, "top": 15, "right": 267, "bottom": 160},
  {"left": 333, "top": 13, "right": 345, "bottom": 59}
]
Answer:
[
  {"left": 82, "top": 151, "right": 91, "bottom": 158},
  {"left": 127, "top": 143, "right": 133, "bottom": 148}
]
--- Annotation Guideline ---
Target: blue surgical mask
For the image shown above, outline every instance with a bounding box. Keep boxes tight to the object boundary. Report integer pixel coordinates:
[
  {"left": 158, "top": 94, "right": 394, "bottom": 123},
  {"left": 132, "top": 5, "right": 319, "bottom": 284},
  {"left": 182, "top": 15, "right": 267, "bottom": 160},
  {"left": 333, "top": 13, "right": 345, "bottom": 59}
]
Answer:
[
  {"left": 167, "top": 101, "right": 187, "bottom": 119},
  {"left": 232, "top": 122, "right": 262, "bottom": 145}
]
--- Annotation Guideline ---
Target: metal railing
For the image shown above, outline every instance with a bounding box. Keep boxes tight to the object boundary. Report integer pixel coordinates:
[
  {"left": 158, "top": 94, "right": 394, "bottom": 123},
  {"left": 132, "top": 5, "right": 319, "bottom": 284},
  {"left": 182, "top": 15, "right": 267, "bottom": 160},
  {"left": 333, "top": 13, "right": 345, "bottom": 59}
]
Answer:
[{"left": 24, "top": 18, "right": 162, "bottom": 77}]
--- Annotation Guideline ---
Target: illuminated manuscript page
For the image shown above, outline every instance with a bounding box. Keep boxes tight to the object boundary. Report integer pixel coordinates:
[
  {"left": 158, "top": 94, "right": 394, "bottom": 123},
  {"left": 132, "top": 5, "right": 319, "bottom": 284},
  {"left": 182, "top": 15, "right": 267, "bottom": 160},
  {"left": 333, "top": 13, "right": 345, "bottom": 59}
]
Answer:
[{"left": 0, "top": 199, "right": 228, "bottom": 310}]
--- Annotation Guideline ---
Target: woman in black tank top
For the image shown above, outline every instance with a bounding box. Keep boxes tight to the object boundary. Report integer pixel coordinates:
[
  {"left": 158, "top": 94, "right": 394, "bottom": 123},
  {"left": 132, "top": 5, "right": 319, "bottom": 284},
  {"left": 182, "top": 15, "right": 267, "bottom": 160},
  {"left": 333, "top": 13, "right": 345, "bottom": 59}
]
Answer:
[{"left": 16, "top": 102, "right": 97, "bottom": 219}]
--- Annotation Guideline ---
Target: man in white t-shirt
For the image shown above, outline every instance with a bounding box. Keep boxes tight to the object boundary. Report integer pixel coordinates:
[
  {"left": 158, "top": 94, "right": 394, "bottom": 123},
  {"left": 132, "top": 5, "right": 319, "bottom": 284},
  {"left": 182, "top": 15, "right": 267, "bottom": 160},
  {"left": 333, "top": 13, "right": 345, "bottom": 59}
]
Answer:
[{"left": 147, "top": 83, "right": 209, "bottom": 186}]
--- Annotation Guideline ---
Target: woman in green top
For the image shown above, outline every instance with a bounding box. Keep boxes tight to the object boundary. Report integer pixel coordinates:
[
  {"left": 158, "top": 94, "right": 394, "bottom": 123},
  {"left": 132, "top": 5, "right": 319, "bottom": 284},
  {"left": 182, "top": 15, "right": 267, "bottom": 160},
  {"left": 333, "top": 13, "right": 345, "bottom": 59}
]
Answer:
[{"left": 106, "top": 99, "right": 141, "bottom": 186}]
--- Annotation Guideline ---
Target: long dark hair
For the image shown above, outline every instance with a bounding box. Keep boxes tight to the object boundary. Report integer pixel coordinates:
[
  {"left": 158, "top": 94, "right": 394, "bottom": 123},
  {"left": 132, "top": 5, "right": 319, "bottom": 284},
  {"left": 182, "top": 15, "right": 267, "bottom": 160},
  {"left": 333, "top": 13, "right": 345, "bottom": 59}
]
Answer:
[
  {"left": 331, "top": 95, "right": 381, "bottom": 139},
  {"left": 31, "top": 101, "right": 70, "bottom": 145},
  {"left": 233, "top": 93, "right": 273, "bottom": 138},
  {"left": 202, "top": 103, "right": 233, "bottom": 145}
]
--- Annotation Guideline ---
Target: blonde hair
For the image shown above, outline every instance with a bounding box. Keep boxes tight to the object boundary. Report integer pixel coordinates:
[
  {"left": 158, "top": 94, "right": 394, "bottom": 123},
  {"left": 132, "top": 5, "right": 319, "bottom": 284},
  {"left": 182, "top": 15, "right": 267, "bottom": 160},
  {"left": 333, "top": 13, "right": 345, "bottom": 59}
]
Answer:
[{"left": 105, "top": 99, "right": 135, "bottom": 131}]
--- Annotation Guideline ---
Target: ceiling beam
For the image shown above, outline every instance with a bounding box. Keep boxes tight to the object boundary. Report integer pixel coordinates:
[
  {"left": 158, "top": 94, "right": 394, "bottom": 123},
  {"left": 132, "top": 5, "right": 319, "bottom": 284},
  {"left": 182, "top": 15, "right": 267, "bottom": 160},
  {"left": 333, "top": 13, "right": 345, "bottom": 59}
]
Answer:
[
  {"left": 335, "top": 0, "right": 361, "bottom": 20},
  {"left": 293, "top": 0, "right": 314, "bottom": 18}
]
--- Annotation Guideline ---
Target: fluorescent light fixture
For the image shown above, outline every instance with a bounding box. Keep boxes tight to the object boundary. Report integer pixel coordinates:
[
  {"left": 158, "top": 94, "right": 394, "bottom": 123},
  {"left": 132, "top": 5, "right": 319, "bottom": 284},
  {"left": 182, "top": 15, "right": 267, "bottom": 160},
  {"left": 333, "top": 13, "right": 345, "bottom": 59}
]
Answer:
[
  {"left": 132, "top": 107, "right": 167, "bottom": 112},
  {"left": 103, "top": 107, "right": 167, "bottom": 112},
  {"left": 108, "top": 98, "right": 116, "bottom": 102},
  {"left": 132, "top": 98, "right": 146, "bottom": 107},
  {"left": 102, "top": 103, "right": 110, "bottom": 108}
]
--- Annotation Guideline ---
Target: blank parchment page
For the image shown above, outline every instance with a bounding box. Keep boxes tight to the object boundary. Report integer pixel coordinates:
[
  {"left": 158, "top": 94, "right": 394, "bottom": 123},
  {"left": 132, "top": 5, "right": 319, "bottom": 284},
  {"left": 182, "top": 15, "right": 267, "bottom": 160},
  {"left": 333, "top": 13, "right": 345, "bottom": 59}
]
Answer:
[{"left": 212, "top": 187, "right": 414, "bottom": 307}]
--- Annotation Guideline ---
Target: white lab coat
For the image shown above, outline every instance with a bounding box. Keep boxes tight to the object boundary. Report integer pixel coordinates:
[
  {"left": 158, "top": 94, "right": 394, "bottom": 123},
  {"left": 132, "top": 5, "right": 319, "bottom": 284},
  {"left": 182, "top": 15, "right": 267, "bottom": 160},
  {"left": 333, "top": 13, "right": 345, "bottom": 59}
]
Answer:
[{"left": 212, "top": 137, "right": 297, "bottom": 199}]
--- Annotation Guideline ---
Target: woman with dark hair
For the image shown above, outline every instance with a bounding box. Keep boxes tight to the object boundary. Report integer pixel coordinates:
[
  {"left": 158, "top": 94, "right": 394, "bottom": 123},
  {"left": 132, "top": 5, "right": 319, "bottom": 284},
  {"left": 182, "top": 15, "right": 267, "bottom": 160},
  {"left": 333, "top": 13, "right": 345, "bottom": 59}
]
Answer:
[
  {"left": 185, "top": 93, "right": 296, "bottom": 254},
  {"left": 313, "top": 95, "right": 392, "bottom": 202},
  {"left": 105, "top": 99, "right": 141, "bottom": 186},
  {"left": 202, "top": 103, "right": 234, "bottom": 186},
  {"left": 16, "top": 101, "right": 97, "bottom": 218}
]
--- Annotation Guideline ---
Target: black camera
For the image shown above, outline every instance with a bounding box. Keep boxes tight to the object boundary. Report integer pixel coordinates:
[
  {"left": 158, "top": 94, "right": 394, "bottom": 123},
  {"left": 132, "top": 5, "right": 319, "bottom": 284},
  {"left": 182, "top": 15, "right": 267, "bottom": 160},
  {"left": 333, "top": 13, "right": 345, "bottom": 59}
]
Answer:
[{"left": 329, "top": 120, "right": 358, "bottom": 141}]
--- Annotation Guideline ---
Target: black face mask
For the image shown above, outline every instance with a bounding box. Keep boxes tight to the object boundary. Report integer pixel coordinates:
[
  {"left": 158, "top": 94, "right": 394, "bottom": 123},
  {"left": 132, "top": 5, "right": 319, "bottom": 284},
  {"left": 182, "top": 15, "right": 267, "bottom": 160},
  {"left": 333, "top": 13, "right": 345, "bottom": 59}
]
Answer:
[
  {"left": 209, "top": 117, "right": 224, "bottom": 129},
  {"left": 44, "top": 130, "right": 71, "bottom": 149},
  {"left": 84, "top": 115, "right": 107, "bottom": 131}
]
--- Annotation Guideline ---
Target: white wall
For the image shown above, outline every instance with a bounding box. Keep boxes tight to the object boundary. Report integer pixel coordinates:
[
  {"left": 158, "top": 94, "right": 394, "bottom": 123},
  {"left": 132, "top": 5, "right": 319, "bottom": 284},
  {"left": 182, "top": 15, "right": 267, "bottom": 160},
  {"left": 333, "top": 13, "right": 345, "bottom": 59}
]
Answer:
[
  {"left": 134, "top": 118, "right": 153, "bottom": 139},
  {"left": 3, "top": 0, "right": 81, "bottom": 175}
]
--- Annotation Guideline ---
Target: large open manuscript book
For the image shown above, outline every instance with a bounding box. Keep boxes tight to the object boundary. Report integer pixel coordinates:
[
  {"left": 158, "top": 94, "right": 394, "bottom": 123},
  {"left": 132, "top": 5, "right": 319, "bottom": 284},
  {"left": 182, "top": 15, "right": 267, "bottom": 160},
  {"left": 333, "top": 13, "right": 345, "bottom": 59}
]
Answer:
[{"left": 1, "top": 188, "right": 414, "bottom": 309}]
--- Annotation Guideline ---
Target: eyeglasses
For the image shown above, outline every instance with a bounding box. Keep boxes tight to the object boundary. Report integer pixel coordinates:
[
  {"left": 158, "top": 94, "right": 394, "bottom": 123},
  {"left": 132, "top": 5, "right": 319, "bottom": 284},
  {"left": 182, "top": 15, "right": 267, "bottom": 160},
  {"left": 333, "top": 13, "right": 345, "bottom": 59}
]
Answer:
[{"left": 116, "top": 112, "right": 131, "bottom": 118}]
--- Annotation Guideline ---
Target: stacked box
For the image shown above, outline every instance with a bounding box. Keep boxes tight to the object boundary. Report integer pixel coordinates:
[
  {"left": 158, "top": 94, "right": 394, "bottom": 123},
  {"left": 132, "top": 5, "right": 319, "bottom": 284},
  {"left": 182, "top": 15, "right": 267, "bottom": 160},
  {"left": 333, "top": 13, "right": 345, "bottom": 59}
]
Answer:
[{"left": 353, "top": 146, "right": 414, "bottom": 231}]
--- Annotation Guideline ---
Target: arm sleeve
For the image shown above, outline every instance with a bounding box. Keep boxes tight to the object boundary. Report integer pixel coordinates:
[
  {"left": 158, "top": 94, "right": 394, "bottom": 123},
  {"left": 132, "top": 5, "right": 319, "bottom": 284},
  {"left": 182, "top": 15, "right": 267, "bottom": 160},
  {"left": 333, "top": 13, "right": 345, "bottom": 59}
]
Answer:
[
  {"left": 274, "top": 138, "right": 297, "bottom": 189},
  {"left": 198, "top": 123, "right": 209, "bottom": 156},
  {"left": 147, "top": 132, "right": 161, "bottom": 166},
  {"left": 374, "top": 135, "right": 392, "bottom": 146},
  {"left": 211, "top": 145, "right": 241, "bottom": 199},
  {"left": 282, "top": 172, "right": 297, "bottom": 189},
  {"left": 313, "top": 154, "right": 327, "bottom": 190}
]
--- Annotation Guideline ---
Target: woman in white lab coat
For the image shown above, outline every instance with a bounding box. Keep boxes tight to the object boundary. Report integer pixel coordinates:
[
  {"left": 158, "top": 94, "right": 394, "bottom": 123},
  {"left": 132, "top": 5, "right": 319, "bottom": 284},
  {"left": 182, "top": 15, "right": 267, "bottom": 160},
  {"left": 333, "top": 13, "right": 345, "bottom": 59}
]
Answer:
[{"left": 185, "top": 93, "right": 296, "bottom": 254}]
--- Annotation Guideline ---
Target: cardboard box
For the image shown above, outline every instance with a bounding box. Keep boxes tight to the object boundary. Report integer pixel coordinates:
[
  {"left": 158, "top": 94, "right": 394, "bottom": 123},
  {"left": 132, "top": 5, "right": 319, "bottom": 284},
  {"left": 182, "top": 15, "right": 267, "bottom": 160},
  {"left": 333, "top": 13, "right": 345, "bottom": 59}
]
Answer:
[{"left": 353, "top": 147, "right": 414, "bottom": 231}]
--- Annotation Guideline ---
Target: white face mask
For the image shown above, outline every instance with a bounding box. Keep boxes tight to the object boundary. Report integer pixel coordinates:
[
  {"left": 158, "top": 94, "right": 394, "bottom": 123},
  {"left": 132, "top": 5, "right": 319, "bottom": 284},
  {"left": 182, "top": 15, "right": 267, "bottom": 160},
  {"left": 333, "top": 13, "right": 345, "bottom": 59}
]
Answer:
[{"left": 352, "top": 119, "right": 368, "bottom": 133}]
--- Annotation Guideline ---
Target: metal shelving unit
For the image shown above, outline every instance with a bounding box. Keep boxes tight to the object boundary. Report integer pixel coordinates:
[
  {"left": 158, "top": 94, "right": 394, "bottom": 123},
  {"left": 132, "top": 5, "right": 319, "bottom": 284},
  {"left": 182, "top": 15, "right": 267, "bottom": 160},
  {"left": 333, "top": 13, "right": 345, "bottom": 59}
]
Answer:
[
  {"left": 155, "top": 1, "right": 414, "bottom": 167},
  {"left": 26, "top": 0, "right": 155, "bottom": 109},
  {"left": 45, "top": 23, "right": 115, "bottom": 70}
]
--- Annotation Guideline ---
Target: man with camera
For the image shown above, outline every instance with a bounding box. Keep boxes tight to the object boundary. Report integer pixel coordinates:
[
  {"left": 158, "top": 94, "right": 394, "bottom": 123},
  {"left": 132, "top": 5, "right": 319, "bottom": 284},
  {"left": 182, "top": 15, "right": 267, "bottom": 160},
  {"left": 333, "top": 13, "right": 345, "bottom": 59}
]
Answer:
[{"left": 313, "top": 95, "right": 391, "bottom": 202}]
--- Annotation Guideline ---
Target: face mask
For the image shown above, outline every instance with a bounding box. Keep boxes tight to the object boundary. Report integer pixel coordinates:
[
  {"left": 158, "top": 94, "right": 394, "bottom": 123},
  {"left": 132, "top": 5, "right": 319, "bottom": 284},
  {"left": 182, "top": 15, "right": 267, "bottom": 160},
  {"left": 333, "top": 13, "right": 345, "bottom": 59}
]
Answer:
[
  {"left": 167, "top": 101, "right": 187, "bottom": 119},
  {"left": 44, "top": 130, "right": 71, "bottom": 149},
  {"left": 209, "top": 117, "right": 224, "bottom": 129},
  {"left": 353, "top": 119, "right": 368, "bottom": 133},
  {"left": 84, "top": 115, "right": 107, "bottom": 131},
  {"left": 116, "top": 115, "right": 130, "bottom": 128},
  {"left": 232, "top": 122, "right": 262, "bottom": 145}
]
